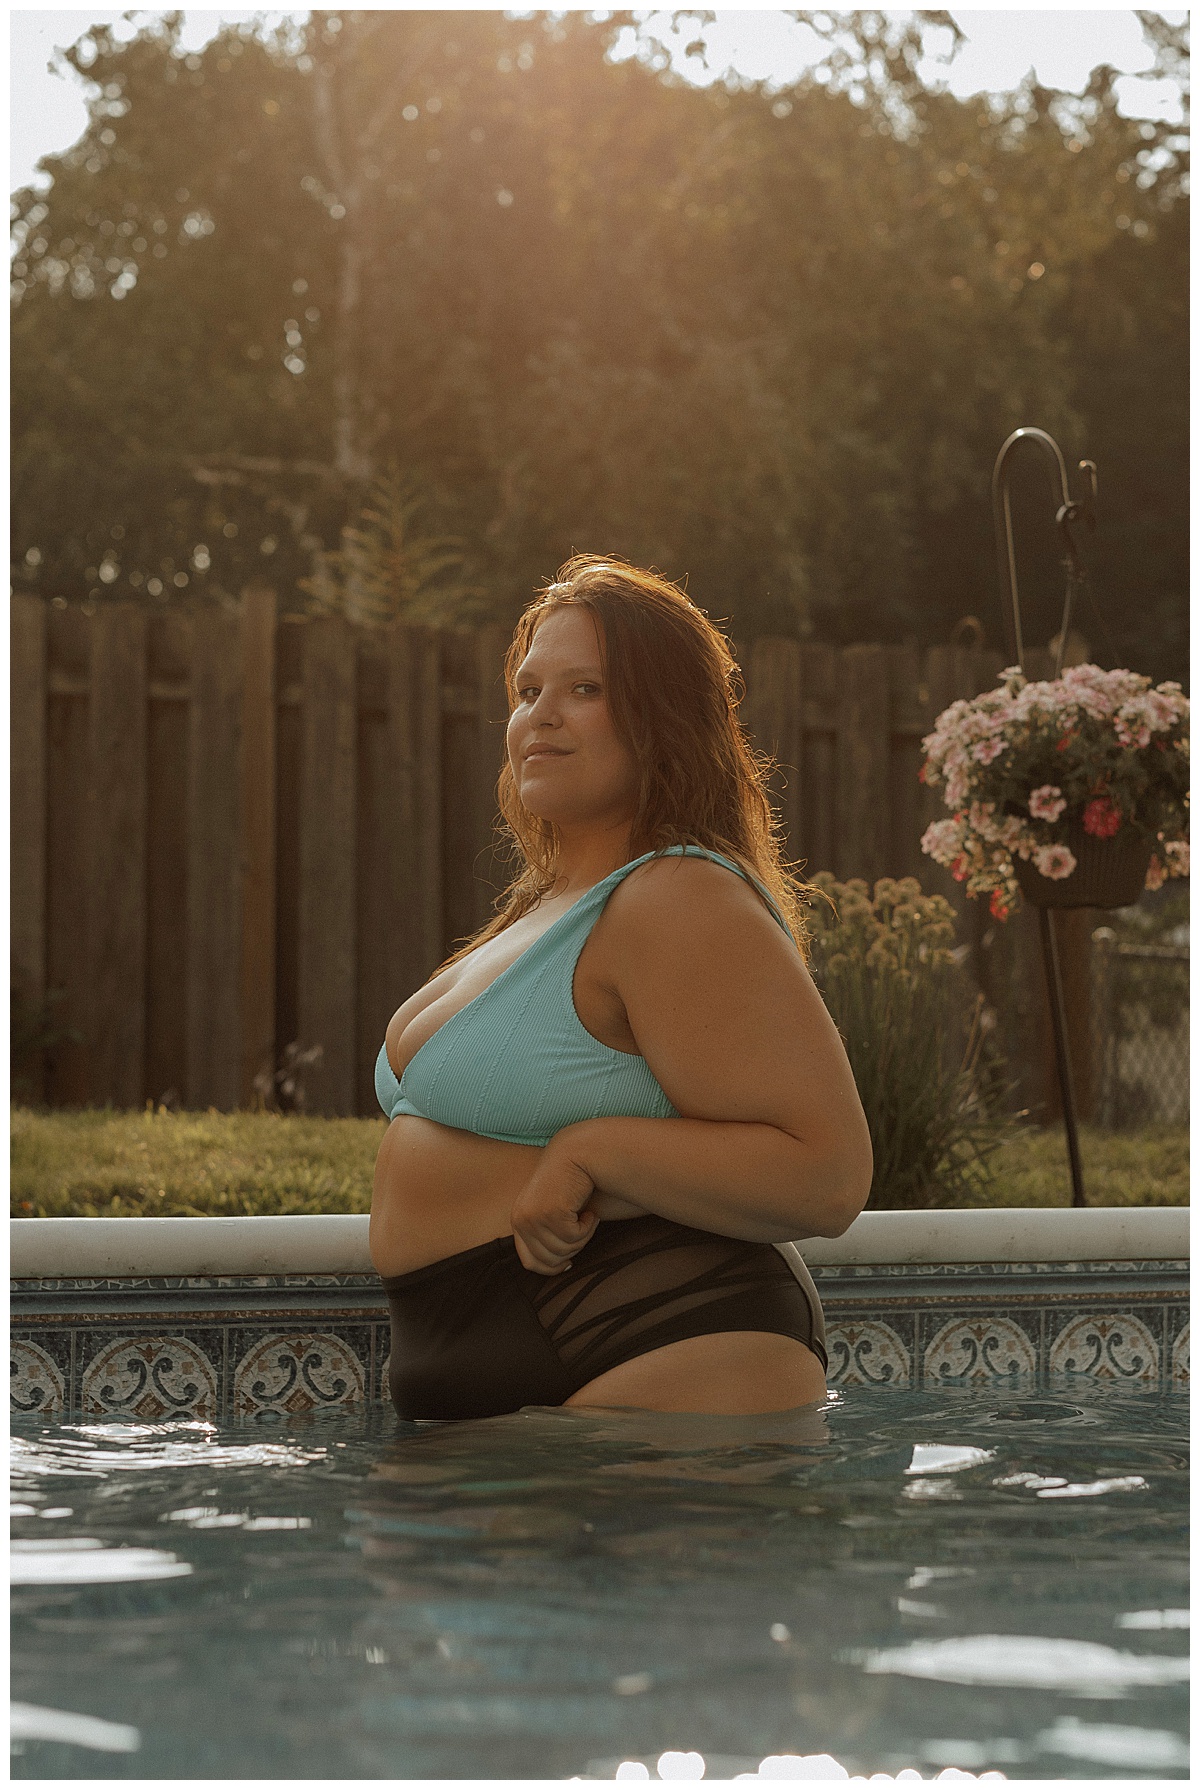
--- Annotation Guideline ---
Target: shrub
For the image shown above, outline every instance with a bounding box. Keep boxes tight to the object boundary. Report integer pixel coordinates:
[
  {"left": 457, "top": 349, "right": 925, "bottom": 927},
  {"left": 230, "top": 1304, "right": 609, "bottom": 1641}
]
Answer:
[{"left": 805, "top": 874, "right": 1011, "bottom": 1209}]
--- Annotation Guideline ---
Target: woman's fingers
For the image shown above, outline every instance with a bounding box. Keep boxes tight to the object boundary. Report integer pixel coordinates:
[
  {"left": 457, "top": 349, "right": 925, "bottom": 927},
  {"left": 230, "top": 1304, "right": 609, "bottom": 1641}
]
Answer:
[
  {"left": 514, "top": 1231, "right": 573, "bottom": 1274},
  {"left": 514, "top": 1210, "right": 596, "bottom": 1274}
]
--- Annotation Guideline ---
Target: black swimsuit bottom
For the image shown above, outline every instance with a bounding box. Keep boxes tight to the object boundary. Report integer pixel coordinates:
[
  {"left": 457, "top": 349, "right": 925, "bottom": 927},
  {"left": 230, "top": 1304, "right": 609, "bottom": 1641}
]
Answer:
[{"left": 380, "top": 1213, "right": 827, "bottom": 1422}]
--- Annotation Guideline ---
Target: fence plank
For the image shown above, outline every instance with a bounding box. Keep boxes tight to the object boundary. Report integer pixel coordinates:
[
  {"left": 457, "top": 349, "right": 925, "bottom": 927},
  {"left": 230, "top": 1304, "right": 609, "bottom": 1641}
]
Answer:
[
  {"left": 240, "top": 585, "right": 277, "bottom": 1105},
  {"left": 297, "top": 616, "right": 357, "bottom": 1115},
  {"left": 797, "top": 644, "right": 839, "bottom": 878},
  {"left": 473, "top": 623, "right": 512, "bottom": 931},
  {"left": 44, "top": 609, "right": 91, "bottom": 1104},
  {"left": 145, "top": 614, "right": 191, "bottom": 1105},
  {"left": 441, "top": 629, "right": 479, "bottom": 958},
  {"left": 836, "top": 643, "right": 891, "bottom": 884},
  {"left": 274, "top": 621, "right": 303, "bottom": 1085},
  {"left": 886, "top": 645, "right": 924, "bottom": 881},
  {"left": 412, "top": 625, "right": 444, "bottom": 971},
  {"left": 88, "top": 605, "right": 148, "bottom": 1107},
  {"left": 186, "top": 612, "right": 243, "bottom": 1110},
  {"left": 747, "top": 638, "right": 802, "bottom": 864},
  {"left": 11, "top": 595, "right": 47, "bottom": 1102},
  {"left": 355, "top": 625, "right": 398, "bottom": 1117}
]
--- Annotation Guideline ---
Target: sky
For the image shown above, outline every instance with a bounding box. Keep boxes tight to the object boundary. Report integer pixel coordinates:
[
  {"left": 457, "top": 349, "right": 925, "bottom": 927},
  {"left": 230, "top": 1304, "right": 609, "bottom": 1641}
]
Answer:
[{"left": 8, "top": 8, "right": 1189, "bottom": 196}]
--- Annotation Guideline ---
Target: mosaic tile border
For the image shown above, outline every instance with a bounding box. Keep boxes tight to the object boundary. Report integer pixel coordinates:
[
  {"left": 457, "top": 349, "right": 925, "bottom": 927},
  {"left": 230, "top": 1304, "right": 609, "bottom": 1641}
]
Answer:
[{"left": 11, "top": 1260, "right": 1189, "bottom": 1417}]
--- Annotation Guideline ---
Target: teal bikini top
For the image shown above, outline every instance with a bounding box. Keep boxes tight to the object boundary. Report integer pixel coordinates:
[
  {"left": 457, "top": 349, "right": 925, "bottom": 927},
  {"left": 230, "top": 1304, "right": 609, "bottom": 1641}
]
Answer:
[{"left": 374, "top": 846, "right": 793, "bottom": 1146}]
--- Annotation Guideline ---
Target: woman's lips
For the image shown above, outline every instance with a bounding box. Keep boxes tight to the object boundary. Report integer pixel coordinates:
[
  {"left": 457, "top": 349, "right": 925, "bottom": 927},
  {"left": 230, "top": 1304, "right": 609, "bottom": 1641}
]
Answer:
[{"left": 524, "top": 746, "right": 570, "bottom": 760}]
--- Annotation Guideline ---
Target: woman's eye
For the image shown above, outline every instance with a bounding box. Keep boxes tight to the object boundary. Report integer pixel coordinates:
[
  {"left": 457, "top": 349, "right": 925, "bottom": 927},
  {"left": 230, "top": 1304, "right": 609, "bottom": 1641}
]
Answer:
[{"left": 516, "top": 682, "right": 598, "bottom": 700}]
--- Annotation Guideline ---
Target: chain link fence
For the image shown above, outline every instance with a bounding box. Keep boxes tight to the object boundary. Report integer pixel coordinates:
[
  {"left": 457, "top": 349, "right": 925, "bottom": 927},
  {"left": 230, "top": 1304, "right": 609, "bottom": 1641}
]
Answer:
[{"left": 1091, "top": 931, "right": 1189, "bottom": 1128}]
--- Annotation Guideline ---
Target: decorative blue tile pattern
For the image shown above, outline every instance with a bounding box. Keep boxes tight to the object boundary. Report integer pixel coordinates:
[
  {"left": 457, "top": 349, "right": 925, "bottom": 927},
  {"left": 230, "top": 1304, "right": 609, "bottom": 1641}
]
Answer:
[
  {"left": 1046, "top": 1310, "right": 1163, "bottom": 1381},
  {"left": 79, "top": 1332, "right": 222, "bottom": 1420},
  {"left": 923, "top": 1315, "right": 1039, "bottom": 1382},
  {"left": 825, "top": 1317, "right": 913, "bottom": 1386},
  {"left": 11, "top": 1337, "right": 67, "bottom": 1416},
  {"left": 10, "top": 1259, "right": 1189, "bottom": 1414},
  {"left": 232, "top": 1330, "right": 369, "bottom": 1417}
]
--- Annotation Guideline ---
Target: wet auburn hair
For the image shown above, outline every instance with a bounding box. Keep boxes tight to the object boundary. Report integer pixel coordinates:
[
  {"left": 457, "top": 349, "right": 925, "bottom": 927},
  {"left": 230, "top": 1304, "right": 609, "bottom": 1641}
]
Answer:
[{"left": 441, "top": 553, "right": 816, "bottom": 968}]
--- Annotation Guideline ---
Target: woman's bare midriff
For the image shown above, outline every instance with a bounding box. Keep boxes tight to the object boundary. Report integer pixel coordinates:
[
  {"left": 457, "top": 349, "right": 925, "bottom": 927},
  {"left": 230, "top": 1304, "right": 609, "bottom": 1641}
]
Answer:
[{"left": 369, "top": 1115, "right": 543, "bottom": 1278}]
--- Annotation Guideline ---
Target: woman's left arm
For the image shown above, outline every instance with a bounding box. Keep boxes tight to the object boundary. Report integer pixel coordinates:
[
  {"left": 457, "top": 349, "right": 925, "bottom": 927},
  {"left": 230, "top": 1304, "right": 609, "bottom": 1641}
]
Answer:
[{"left": 510, "top": 857, "right": 873, "bottom": 1271}]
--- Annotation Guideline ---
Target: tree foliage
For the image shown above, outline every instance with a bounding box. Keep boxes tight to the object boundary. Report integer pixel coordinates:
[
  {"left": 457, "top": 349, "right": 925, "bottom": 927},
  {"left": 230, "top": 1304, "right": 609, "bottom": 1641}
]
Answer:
[{"left": 10, "top": 9, "right": 1188, "bottom": 677}]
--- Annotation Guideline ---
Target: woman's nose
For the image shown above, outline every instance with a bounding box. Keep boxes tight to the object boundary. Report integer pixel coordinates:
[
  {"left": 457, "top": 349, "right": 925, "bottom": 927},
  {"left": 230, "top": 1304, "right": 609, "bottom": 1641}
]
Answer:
[{"left": 526, "top": 690, "right": 561, "bottom": 725}]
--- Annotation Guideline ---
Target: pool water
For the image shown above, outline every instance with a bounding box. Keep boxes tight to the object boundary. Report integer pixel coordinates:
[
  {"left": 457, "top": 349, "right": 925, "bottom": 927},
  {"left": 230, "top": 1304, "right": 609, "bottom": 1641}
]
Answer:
[{"left": 10, "top": 1382, "right": 1189, "bottom": 1780}]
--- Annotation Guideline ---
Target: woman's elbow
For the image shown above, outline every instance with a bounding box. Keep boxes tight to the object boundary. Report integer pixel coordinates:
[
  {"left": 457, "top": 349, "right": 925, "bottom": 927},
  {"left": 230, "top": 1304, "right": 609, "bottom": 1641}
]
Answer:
[{"left": 800, "top": 1130, "right": 873, "bottom": 1239}]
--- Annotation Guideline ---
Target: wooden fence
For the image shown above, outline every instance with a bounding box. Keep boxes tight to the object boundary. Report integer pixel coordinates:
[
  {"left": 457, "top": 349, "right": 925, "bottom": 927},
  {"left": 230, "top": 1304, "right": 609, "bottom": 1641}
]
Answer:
[{"left": 14, "top": 589, "right": 1069, "bottom": 1118}]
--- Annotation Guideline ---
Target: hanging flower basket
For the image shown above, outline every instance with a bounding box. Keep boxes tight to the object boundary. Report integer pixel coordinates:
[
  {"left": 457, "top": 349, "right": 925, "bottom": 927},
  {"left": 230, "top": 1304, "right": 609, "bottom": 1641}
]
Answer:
[
  {"left": 1011, "top": 816, "right": 1155, "bottom": 910},
  {"left": 919, "top": 663, "right": 1189, "bottom": 921}
]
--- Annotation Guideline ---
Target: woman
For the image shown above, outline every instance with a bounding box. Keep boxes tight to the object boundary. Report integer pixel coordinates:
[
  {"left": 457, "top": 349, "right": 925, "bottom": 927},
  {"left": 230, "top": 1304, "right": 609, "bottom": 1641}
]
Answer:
[{"left": 371, "top": 556, "right": 872, "bottom": 1419}]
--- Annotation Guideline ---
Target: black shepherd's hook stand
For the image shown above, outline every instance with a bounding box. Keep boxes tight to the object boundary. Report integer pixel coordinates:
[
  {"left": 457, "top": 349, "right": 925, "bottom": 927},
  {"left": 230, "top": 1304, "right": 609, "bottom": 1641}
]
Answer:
[{"left": 991, "top": 428, "right": 1098, "bottom": 1210}]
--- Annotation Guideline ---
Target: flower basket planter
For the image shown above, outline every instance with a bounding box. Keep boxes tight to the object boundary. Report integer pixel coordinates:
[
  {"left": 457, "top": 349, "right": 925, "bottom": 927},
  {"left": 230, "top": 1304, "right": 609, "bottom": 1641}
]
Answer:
[
  {"left": 919, "top": 663, "right": 1188, "bottom": 919},
  {"left": 1012, "top": 820, "right": 1156, "bottom": 910}
]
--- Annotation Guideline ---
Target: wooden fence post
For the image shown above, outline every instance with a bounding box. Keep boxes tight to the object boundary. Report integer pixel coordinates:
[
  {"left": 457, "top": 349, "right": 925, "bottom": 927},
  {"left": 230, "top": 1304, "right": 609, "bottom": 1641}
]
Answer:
[
  {"left": 88, "top": 604, "right": 148, "bottom": 1108},
  {"left": 186, "top": 611, "right": 243, "bottom": 1110},
  {"left": 11, "top": 595, "right": 47, "bottom": 1102},
  {"left": 240, "top": 585, "right": 276, "bottom": 1106},
  {"left": 836, "top": 643, "right": 891, "bottom": 885},
  {"left": 297, "top": 616, "right": 357, "bottom": 1115}
]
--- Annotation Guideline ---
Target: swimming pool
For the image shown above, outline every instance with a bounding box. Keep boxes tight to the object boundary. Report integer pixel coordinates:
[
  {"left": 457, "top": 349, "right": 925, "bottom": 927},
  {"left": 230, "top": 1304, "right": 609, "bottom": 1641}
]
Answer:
[{"left": 10, "top": 1380, "right": 1188, "bottom": 1780}]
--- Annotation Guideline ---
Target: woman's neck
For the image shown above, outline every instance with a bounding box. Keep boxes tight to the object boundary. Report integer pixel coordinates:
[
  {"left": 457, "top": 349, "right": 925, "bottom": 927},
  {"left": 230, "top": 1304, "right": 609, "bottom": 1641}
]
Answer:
[{"left": 545, "top": 820, "right": 637, "bottom": 900}]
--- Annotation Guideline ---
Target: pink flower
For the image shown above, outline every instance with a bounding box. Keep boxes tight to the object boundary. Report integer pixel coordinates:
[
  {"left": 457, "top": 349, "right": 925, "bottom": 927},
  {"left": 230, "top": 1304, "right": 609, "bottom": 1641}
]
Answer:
[
  {"left": 1028, "top": 785, "right": 1066, "bottom": 822},
  {"left": 989, "top": 888, "right": 1011, "bottom": 922},
  {"left": 1115, "top": 707, "right": 1153, "bottom": 749},
  {"left": 1165, "top": 840, "right": 1190, "bottom": 876},
  {"left": 972, "top": 737, "right": 1005, "bottom": 765},
  {"left": 1082, "top": 795, "right": 1122, "bottom": 839},
  {"left": 920, "top": 819, "right": 963, "bottom": 862},
  {"left": 1033, "top": 843, "right": 1077, "bottom": 881}
]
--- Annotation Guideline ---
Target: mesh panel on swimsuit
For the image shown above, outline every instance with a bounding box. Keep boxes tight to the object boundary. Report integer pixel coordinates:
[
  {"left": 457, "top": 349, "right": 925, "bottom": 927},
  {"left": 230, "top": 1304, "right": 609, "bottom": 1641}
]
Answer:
[{"left": 523, "top": 1214, "right": 825, "bottom": 1384}]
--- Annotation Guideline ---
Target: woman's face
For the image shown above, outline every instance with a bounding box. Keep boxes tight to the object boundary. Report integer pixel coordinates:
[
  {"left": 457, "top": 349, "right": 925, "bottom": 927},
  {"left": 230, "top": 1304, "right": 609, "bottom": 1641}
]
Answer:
[{"left": 507, "top": 605, "right": 640, "bottom": 833}]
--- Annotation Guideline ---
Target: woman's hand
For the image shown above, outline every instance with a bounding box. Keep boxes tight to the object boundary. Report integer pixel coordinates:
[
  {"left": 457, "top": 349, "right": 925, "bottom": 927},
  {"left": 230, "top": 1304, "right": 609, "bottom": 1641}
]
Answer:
[
  {"left": 510, "top": 1141, "right": 599, "bottom": 1274},
  {"left": 510, "top": 1133, "right": 650, "bottom": 1273}
]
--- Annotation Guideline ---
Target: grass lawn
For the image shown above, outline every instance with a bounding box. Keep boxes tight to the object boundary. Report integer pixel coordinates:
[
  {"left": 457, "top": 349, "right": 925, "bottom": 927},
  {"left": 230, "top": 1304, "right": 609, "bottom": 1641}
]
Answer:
[
  {"left": 9, "top": 1106, "right": 1189, "bottom": 1218},
  {"left": 10, "top": 1107, "right": 386, "bottom": 1218}
]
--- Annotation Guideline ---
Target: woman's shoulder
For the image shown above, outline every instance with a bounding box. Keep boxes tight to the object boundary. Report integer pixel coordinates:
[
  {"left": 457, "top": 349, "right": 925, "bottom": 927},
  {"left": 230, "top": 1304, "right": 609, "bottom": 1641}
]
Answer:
[{"left": 609, "top": 849, "right": 782, "bottom": 940}]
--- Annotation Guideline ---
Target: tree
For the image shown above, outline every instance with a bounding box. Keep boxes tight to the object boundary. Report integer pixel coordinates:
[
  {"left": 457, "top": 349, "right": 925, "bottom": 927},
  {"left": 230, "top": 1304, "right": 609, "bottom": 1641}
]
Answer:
[{"left": 11, "top": 9, "right": 1188, "bottom": 678}]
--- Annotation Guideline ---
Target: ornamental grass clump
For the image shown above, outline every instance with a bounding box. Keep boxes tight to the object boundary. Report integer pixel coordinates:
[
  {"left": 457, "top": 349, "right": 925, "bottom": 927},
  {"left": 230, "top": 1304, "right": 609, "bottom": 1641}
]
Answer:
[
  {"left": 805, "top": 874, "right": 1009, "bottom": 1210},
  {"left": 919, "top": 663, "right": 1189, "bottom": 920}
]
